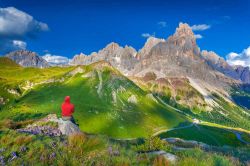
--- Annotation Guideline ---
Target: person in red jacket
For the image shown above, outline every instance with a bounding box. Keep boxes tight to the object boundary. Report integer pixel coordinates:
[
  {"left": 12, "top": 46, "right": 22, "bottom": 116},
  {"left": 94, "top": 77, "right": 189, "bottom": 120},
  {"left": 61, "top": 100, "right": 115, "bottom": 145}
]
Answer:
[{"left": 61, "top": 96, "right": 75, "bottom": 123}]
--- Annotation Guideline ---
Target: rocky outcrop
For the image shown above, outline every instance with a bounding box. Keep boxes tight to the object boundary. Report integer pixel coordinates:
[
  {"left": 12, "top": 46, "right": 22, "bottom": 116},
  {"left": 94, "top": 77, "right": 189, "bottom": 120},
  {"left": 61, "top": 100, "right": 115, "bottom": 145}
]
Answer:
[
  {"left": 146, "top": 150, "right": 177, "bottom": 163},
  {"left": 164, "top": 137, "right": 210, "bottom": 150},
  {"left": 67, "top": 66, "right": 85, "bottom": 76},
  {"left": 5, "top": 50, "right": 49, "bottom": 68},
  {"left": 128, "top": 95, "right": 138, "bottom": 104},
  {"left": 17, "top": 114, "right": 82, "bottom": 136},
  {"left": 57, "top": 120, "right": 81, "bottom": 136}
]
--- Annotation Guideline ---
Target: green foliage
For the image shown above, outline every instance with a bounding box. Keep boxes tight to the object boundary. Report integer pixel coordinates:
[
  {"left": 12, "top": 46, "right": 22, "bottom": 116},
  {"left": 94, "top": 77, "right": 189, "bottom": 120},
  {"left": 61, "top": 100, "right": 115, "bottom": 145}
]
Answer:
[
  {"left": 159, "top": 124, "right": 245, "bottom": 147},
  {"left": 0, "top": 63, "right": 188, "bottom": 138},
  {"left": 135, "top": 136, "right": 166, "bottom": 152},
  {"left": 175, "top": 95, "right": 181, "bottom": 101},
  {"left": 0, "top": 129, "right": 248, "bottom": 165},
  {"left": 176, "top": 148, "right": 240, "bottom": 166}
]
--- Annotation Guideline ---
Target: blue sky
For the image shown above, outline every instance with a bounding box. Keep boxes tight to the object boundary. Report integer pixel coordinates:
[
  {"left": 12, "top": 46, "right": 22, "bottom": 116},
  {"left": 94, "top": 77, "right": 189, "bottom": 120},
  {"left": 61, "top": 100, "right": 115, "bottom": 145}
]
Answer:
[{"left": 0, "top": 0, "right": 250, "bottom": 59}]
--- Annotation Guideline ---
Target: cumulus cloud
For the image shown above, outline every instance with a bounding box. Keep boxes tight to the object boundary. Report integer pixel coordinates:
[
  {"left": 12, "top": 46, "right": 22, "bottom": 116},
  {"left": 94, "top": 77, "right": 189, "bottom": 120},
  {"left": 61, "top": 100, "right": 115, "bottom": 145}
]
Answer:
[
  {"left": 12, "top": 40, "right": 27, "bottom": 49},
  {"left": 0, "top": 7, "right": 49, "bottom": 54},
  {"left": 226, "top": 46, "right": 250, "bottom": 67},
  {"left": 42, "top": 54, "right": 71, "bottom": 66},
  {"left": 0, "top": 39, "right": 27, "bottom": 55},
  {"left": 141, "top": 32, "right": 155, "bottom": 38},
  {"left": 158, "top": 21, "right": 167, "bottom": 28},
  {"left": 194, "top": 34, "right": 203, "bottom": 39},
  {"left": 191, "top": 24, "right": 211, "bottom": 31},
  {"left": 0, "top": 7, "right": 48, "bottom": 38}
]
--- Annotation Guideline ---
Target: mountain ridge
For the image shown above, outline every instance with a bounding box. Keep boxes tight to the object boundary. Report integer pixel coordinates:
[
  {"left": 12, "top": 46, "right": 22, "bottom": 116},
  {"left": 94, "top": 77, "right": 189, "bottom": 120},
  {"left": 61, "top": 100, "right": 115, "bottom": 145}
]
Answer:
[{"left": 3, "top": 23, "right": 250, "bottom": 85}]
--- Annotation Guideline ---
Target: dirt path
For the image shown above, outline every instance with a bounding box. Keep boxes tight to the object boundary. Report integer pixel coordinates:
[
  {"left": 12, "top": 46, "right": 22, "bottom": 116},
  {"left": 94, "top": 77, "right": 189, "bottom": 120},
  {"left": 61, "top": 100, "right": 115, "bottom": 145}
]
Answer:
[{"left": 152, "top": 123, "right": 194, "bottom": 137}]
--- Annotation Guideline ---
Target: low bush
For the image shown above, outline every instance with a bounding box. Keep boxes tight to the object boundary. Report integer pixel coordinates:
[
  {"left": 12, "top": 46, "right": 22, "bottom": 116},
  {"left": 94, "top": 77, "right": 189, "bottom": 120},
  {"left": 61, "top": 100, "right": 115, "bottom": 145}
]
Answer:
[{"left": 135, "top": 136, "right": 166, "bottom": 152}]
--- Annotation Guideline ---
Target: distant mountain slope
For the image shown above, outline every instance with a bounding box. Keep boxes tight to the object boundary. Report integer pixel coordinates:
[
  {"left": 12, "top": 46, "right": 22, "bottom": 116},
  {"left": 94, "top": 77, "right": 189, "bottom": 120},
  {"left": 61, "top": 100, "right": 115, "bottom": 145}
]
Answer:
[
  {"left": 0, "top": 57, "right": 20, "bottom": 68},
  {"left": 5, "top": 50, "right": 49, "bottom": 68}
]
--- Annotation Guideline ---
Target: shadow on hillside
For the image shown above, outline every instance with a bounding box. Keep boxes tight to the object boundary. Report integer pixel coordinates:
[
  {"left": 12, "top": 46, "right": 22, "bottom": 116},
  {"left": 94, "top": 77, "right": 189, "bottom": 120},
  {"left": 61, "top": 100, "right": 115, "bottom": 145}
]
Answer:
[{"left": 231, "top": 84, "right": 250, "bottom": 109}]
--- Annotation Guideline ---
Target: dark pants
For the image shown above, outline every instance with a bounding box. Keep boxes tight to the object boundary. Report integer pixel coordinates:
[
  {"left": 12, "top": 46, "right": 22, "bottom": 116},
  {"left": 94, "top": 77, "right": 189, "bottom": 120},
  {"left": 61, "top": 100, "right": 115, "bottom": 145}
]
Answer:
[{"left": 62, "top": 116, "right": 76, "bottom": 124}]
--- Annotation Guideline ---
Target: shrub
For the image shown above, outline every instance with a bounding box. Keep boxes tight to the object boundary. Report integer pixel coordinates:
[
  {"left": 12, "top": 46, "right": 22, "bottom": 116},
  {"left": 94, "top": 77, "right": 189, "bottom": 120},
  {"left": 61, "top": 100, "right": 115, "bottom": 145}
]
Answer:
[
  {"left": 176, "top": 95, "right": 181, "bottom": 101},
  {"left": 135, "top": 136, "right": 166, "bottom": 152}
]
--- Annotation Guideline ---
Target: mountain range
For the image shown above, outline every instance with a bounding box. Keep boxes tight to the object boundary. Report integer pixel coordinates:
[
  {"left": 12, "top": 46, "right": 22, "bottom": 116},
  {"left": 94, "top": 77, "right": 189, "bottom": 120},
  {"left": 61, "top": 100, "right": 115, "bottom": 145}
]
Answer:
[
  {"left": 4, "top": 23, "right": 250, "bottom": 86},
  {"left": 1, "top": 22, "right": 250, "bottom": 165}
]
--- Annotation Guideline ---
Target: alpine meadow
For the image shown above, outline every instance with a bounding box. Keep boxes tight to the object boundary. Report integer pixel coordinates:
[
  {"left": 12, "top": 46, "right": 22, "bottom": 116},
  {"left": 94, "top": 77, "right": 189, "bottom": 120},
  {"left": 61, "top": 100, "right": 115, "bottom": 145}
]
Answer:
[{"left": 0, "top": 0, "right": 250, "bottom": 165}]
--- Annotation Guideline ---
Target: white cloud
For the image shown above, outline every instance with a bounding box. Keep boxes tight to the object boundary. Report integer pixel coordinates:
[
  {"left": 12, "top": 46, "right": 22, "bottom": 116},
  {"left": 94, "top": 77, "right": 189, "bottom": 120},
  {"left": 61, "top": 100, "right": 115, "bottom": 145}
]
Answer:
[
  {"left": 42, "top": 54, "right": 70, "bottom": 66},
  {"left": 0, "top": 7, "right": 48, "bottom": 38},
  {"left": 141, "top": 32, "right": 155, "bottom": 38},
  {"left": 0, "top": 39, "right": 27, "bottom": 54},
  {"left": 226, "top": 46, "right": 250, "bottom": 67},
  {"left": 191, "top": 24, "right": 211, "bottom": 31},
  {"left": 12, "top": 40, "right": 27, "bottom": 50},
  {"left": 0, "top": 7, "right": 49, "bottom": 54},
  {"left": 158, "top": 21, "right": 167, "bottom": 28},
  {"left": 194, "top": 34, "right": 203, "bottom": 39}
]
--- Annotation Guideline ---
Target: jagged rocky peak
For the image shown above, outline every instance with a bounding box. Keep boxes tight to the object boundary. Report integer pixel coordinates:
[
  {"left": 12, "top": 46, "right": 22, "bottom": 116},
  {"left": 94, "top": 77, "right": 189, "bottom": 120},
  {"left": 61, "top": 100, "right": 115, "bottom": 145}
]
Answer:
[
  {"left": 5, "top": 50, "right": 49, "bottom": 68},
  {"left": 124, "top": 45, "right": 137, "bottom": 57},
  {"left": 103, "top": 42, "right": 121, "bottom": 52},
  {"left": 201, "top": 50, "right": 231, "bottom": 69},
  {"left": 166, "top": 22, "right": 199, "bottom": 56},
  {"left": 71, "top": 53, "right": 88, "bottom": 65},
  {"left": 174, "top": 22, "right": 195, "bottom": 39},
  {"left": 201, "top": 50, "right": 225, "bottom": 64},
  {"left": 137, "top": 37, "right": 165, "bottom": 59}
]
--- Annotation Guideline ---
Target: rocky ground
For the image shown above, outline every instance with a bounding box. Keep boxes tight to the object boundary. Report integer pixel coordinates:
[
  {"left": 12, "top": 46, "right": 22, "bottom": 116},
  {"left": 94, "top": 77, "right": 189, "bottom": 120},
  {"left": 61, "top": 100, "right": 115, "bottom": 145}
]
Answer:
[{"left": 17, "top": 114, "right": 81, "bottom": 137}]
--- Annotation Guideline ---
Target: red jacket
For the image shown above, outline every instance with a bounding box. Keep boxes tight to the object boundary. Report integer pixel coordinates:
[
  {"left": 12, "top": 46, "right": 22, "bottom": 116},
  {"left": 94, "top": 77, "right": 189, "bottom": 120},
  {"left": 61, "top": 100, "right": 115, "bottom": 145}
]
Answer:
[{"left": 61, "top": 96, "right": 74, "bottom": 117}]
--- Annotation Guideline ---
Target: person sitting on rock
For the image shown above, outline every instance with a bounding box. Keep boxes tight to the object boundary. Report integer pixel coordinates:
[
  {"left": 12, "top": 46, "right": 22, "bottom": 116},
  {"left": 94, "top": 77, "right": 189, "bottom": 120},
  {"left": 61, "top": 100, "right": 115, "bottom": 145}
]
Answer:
[{"left": 61, "top": 96, "right": 76, "bottom": 124}]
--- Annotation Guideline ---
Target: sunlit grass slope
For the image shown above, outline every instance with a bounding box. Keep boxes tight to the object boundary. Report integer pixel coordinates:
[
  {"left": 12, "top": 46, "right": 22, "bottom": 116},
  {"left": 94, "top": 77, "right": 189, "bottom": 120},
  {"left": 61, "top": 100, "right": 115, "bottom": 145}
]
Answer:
[
  {"left": 159, "top": 124, "right": 249, "bottom": 147},
  {"left": 0, "top": 60, "right": 188, "bottom": 138}
]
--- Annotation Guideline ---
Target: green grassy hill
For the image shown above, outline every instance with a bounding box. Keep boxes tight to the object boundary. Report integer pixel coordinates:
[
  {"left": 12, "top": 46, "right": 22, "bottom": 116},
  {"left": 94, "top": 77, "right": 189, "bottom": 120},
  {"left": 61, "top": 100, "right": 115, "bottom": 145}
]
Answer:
[
  {"left": 0, "top": 61, "right": 189, "bottom": 138},
  {"left": 0, "top": 59, "right": 249, "bottom": 143}
]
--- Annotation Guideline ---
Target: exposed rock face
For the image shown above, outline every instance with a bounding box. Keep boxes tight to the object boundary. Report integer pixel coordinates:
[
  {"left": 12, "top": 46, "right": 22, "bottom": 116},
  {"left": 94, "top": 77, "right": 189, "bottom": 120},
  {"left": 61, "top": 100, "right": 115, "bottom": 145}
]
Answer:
[
  {"left": 201, "top": 50, "right": 250, "bottom": 84},
  {"left": 67, "top": 66, "right": 85, "bottom": 76},
  {"left": 69, "top": 22, "right": 250, "bottom": 89},
  {"left": 58, "top": 120, "right": 81, "bottom": 136},
  {"left": 70, "top": 53, "right": 89, "bottom": 65},
  {"left": 127, "top": 95, "right": 137, "bottom": 104},
  {"left": 131, "top": 23, "right": 234, "bottom": 93},
  {"left": 136, "top": 37, "right": 165, "bottom": 59},
  {"left": 71, "top": 42, "right": 138, "bottom": 75},
  {"left": 146, "top": 150, "right": 177, "bottom": 164},
  {"left": 234, "top": 66, "right": 250, "bottom": 83},
  {"left": 5, "top": 50, "right": 49, "bottom": 68},
  {"left": 201, "top": 50, "right": 240, "bottom": 80}
]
